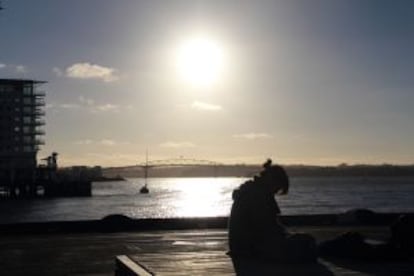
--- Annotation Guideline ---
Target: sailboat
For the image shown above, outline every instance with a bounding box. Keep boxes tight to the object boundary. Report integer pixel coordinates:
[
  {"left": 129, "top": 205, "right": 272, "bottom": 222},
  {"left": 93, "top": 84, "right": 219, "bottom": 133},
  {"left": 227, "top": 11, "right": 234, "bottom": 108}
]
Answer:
[
  {"left": 140, "top": 183, "right": 149, "bottom": 194},
  {"left": 140, "top": 150, "right": 150, "bottom": 194}
]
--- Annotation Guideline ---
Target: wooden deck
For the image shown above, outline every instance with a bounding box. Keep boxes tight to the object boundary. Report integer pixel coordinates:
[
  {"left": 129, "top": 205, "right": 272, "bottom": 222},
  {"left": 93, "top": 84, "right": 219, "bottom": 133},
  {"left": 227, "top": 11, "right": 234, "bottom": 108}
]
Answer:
[
  {"left": 128, "top": 251, "right": 233, "bottom": 275},
  {"left": 120, "top": 227, "right": 414, "bottom": 276},
  {"left": 125, "top": 250, "right": 414, "bottom": 276},
  {"left": 1, "top": 226, "right": 413, "bottom": 275}
]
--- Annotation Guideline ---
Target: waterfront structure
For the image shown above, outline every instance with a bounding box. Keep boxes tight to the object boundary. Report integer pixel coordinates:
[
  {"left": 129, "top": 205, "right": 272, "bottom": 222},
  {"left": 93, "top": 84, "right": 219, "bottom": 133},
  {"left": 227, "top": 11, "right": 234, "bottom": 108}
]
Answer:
[{"left": 0, "top": 79, "right": 46, "bottom": 197}]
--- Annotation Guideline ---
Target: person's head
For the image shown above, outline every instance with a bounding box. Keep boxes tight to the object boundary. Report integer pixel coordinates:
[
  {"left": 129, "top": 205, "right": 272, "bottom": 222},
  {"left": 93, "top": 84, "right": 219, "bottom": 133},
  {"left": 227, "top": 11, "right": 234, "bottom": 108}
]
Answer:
[{"left": 259, "top": 159, "right": 289, "bottom": 195}]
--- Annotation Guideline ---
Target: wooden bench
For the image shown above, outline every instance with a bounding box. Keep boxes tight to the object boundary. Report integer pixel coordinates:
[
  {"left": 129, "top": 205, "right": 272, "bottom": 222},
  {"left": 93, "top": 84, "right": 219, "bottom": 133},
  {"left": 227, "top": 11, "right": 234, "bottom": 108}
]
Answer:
[{"left": 115, "top": 255, "right": 154, "bottom": 276}]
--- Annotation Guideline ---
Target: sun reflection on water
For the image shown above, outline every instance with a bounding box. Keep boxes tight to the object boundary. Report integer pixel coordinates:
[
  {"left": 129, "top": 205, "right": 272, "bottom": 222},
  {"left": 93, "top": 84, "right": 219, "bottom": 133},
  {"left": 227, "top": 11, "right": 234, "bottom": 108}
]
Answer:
[{"left": 173, "top": 178, "right": 227, "bottom": 217}]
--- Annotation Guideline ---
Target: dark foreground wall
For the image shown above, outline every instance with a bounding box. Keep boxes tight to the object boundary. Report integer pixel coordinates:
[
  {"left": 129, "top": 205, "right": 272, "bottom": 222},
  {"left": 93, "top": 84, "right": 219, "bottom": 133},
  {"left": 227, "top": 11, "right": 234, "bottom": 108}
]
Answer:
[{"left": 0, "top": 211, "right": 409, "bottom": 235}]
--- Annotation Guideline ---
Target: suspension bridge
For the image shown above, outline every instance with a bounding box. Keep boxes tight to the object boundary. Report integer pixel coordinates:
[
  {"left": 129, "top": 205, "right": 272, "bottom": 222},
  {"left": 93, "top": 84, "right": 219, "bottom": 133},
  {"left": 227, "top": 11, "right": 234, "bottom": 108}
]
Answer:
[
  {"left": 138, "top": 158, "right": 224, "bottom": 192},
  {"left": 109, "top": 157, "right": 224, "bottom": 172},
  {"left": 104, "top": 157, "right": 228, "bottom": 193}
]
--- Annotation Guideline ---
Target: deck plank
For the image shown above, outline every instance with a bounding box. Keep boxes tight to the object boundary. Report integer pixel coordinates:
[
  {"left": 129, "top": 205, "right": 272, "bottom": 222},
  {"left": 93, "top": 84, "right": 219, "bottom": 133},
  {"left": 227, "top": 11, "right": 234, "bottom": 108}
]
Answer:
[
  {"left": 131, "top": 251, "right": 234, "bottom": 275},
  {"left": 1, "top": 226, "right": 413, "bottom": 275},
  {"left": 131, "top": 251, "right": 414, "bottom": 276},
  {"left": 127, "top": 227, "right": 414, "bottom": 276}
]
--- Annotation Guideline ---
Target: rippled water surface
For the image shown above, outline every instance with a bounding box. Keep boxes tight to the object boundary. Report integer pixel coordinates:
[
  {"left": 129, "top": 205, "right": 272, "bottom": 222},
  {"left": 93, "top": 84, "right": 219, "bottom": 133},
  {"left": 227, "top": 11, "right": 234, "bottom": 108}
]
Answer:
[{"left": 1, "top": 177, "right": 414, "bottom": 224}]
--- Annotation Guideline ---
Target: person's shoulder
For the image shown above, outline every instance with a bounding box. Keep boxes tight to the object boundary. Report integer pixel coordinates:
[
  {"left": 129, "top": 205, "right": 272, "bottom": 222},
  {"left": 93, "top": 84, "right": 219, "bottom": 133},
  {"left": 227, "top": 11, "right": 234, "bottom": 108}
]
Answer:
[{"left": 232, "top": 179, "right": 256, "bottom": 200}]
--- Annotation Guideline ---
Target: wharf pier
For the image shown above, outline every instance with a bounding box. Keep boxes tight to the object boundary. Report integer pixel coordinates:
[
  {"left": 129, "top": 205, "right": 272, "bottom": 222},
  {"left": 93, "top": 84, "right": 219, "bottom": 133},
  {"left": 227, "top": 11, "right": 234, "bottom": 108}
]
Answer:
[{"left": 0, "top": 213, "right": 413, "bottom": 275}]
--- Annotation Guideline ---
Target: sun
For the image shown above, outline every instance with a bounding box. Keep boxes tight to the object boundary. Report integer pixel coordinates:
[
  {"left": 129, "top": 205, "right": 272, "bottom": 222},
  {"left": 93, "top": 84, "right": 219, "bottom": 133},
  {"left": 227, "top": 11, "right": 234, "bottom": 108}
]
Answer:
[{"left": 176, "top": 37, "right": 225, "bottom": 87}]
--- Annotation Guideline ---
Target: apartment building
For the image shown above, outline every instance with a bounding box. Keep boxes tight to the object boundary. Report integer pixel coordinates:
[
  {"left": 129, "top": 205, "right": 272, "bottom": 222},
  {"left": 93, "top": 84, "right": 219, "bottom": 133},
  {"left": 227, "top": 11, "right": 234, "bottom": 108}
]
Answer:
[{"left": 0, "top": 79, "right": 46, "bottom": 196}]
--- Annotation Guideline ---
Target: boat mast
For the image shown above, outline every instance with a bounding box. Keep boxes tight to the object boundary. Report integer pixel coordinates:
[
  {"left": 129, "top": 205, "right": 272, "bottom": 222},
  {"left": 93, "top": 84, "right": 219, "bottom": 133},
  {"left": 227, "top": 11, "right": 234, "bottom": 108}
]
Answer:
[
  {"left": 140, "top": 149, "right": 150, "bottom": 193},
  {"left": 144, "top": 149, "right": 148, "bottom": 187}
]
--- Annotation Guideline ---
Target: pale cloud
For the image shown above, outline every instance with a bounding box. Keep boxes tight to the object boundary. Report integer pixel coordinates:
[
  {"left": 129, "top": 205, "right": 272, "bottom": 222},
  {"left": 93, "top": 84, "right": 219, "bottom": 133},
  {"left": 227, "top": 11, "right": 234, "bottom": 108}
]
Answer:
[
  {"left": 191, "top": 101, "right": 222, "bottom": 111},
  {"left": 60, "top": 103, "right": 80, "bottom": 109},
  {"left": 233, "top": 133, "right": 273, "bottom": 140},
  {"left": 49, "top": 97, "right": 120, "bottom": 113},
  {"left": 0, "top": 64, "right": 27, "bottom": 72},
  {"left": 94, "top": 103, "right": 119, "bottom": 112},
  {"left": 78, "top": 96, "right": 119, "bottom": 112},
  {"left": 100, "top": 139, "right": 116, "bottom": 146},
  {"left": 65, "top": 62, "right": 119, "bottom": 82},
  {"left": 15, "top": 65, "right": 27, "bottom": 73},
  {"left": 74, "top": 139, "right": 94, "bottom": 145},
  {"left": 159, "top": 141, "right": 196, "bottom": 148},
  {"left": 74, "top": 139, "right": 129, "bottom": 146},
  {"left": 52, "top": 67, "right": 64, "bottom": 76},
  {"left": 79, "top": 96, "right": 94, "bottom": 106}
]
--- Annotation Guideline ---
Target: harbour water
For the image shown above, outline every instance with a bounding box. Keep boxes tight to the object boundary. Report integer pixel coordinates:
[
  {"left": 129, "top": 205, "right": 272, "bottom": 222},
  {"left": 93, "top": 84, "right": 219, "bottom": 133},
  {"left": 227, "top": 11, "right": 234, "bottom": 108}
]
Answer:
[{"left": 1, "top": 176, "right": 414, "bottom": 224}]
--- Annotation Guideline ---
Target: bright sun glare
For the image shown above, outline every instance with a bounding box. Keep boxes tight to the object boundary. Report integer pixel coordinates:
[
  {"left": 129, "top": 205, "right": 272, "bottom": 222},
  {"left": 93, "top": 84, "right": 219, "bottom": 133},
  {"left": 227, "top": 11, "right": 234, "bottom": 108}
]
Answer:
[{"left": 176, "top": 37, "right": 225, "bottom": 87}]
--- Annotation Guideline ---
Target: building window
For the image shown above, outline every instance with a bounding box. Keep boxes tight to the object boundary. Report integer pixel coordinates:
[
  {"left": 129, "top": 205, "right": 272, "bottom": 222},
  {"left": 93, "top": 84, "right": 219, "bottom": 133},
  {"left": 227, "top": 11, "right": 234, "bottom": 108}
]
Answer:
[
  {"left": 0, "top": 85, "right": 13, "bottom": 92},
  {"left": 24, "top": 146, "right": 34, "bottom": 152},
  {"left": 23, "top": 86, "right": 32, "bottom": 95},
  {"left": 23, "top": 126, "right": 31, "bottom": 134}
]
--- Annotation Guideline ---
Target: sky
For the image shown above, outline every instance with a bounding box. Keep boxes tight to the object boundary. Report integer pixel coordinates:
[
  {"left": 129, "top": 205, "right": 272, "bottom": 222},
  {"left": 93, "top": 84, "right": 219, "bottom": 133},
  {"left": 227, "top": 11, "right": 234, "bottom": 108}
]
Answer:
[{"left": 1, "top": 0, "right": 413, "bottom": 167}]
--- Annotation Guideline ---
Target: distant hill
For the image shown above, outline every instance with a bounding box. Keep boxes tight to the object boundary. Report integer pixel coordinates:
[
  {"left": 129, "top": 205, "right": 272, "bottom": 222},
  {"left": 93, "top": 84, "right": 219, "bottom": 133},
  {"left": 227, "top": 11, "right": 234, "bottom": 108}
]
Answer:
[{"left": 102, "top": 164, "right": 414, "bottom": 178}]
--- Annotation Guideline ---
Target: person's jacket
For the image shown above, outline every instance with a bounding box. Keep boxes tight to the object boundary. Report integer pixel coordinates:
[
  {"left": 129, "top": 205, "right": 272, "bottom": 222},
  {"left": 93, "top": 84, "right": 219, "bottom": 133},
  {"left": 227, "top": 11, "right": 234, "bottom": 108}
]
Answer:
[{"left": 228, "top": 178, "right": 287, "bottom": 257}]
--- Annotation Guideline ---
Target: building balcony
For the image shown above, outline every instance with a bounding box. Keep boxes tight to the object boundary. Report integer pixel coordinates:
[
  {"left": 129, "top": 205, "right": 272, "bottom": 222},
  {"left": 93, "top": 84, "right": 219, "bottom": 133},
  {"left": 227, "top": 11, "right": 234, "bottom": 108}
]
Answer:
[
  {"left": 34, "top": 90, "right": 46, "bottom": 97},
  {"left": 33, "top": 110, "right": 45, "bottom": 116},
  {"left": 22, "top": 99, "right": 45, "bottom": 106},
  {"left": 22, "top": 109, "right": 45, "bottom": 116},
  {"left": 23, "top": 90, "right": 46, "bottom": 97},
  {"left": 22, "top": 120, "right": 45, "bottom": 126},
  {"left": 16, "top": 129, "right": 45, "bottom": 135},
  {"left": 33, "top": 129, "right": 45, "bottom": 135},
  {"left": 19, "top": 145, "right": 41, "bottom": 153},
  {"left": 21, "top": 139, "right": 45, "bottom": 145},
  {"left": 35, "top": 139, "right": 45, "bottom": 145},
  {"left": 35, "top": 119, "right": 45, "bottom": 125}
]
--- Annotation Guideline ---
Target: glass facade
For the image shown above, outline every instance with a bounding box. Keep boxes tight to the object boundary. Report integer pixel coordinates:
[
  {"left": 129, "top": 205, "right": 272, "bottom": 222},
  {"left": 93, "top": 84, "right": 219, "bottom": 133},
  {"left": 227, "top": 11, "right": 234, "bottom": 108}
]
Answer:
[{"left": 0, "top": 79, "right": 46, "bottom": 196}]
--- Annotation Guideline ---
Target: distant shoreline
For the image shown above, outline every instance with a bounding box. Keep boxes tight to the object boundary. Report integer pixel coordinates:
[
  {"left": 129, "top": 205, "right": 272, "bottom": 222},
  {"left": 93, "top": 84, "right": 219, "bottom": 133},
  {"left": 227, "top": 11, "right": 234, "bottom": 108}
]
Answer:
[{"left": 102, "top": 164, "right": 414, "bottom": 178}]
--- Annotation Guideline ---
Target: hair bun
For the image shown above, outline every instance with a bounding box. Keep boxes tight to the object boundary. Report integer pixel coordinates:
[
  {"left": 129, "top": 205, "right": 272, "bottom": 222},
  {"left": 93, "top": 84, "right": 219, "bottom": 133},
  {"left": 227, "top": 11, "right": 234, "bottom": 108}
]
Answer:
[{"left": 263, "top": 158, "right": 272, "bottom": 169}]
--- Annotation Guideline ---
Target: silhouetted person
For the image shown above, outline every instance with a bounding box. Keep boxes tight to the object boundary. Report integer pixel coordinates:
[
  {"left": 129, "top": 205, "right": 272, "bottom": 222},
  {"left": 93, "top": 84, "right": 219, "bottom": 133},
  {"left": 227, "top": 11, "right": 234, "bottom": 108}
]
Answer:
[
  {"left": 318, "top": 214, "right": 414, "bottom": 261},
  {"left": 391, "top": 214, "right": 414, "bottom": 256},
  {"left": 228, "top": 159, "right": 316, "bottom": 269}
]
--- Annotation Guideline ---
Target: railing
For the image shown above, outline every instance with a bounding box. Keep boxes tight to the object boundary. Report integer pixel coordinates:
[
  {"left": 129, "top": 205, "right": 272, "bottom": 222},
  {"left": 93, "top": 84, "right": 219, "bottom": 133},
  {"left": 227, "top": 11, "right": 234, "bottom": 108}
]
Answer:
[
  {"left": 21, "top": 138, "right": 45, "bottom": 145},
  {"left": 33, "top": 91, "right": 46, "bottom": 97},
  {"left": 33, "top": 110, "right": 45, "bottom": 116},
  {"left": 22, "top": 109, "right": 45, "bottom": 116},
  {"left": 35, "top": 139, "right": 45, "bottom": 145},
  {"left": 22, "top": 145, "right": 40, "bottom": 152},
  {"left": 22, "top": 120, "right": 45, "bottom": 126},
  {"left": 34, "top": 129, "right": 45, "bottom": 135},
  {"left": 22, "top": 99, "right": 45, "bottom": 106},
  {"left": 34, "top": 119, "right": 45, "bottom": 125}
]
